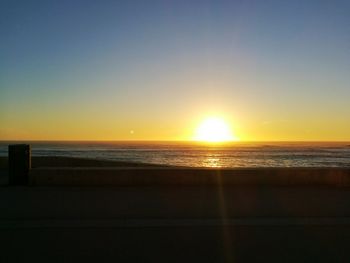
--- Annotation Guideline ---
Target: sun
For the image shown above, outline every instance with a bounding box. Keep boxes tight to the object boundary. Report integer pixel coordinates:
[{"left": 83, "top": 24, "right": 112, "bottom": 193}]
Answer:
[{"left": 194, "top": 117, "right": 238, "bottom": 143}]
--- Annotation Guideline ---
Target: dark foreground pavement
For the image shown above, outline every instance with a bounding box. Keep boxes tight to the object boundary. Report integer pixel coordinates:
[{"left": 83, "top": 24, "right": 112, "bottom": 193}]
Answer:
[
  {"left": 2, "top": 225, "right": 350, "bottom": 263},
  {"left": 1, "top": 184, "right": 350, "bottom": 262}
]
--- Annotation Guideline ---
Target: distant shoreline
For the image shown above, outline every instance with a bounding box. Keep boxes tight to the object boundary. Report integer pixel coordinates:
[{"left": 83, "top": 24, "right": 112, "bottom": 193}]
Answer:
[{"left": 1, "top": 141, "right": 350, "bottom": 168}]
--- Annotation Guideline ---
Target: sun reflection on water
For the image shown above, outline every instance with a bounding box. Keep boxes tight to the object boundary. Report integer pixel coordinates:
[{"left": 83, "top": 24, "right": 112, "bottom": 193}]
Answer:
[{"left": 200, "top": 154, "right": 222, "bottom": 168}]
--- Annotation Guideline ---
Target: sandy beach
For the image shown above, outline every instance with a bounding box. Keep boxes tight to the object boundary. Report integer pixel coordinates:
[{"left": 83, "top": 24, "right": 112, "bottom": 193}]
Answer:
[
  {"left": 0, "top": 156, "right": 165, "bottom": 169},
  {"left": 3, "top": 156, "right": 350, "bottom": 187}
]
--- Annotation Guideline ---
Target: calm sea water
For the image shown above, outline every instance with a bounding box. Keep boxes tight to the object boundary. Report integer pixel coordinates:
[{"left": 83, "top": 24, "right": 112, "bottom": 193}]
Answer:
[{"left": 1, "top": 141, "right": 350, "bottom": 168}]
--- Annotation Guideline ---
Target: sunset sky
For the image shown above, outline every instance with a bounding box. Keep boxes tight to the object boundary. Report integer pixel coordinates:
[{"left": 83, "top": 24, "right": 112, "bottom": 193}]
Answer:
[{"left": 1, "top": 0, "right": 350, "bottom": 141}]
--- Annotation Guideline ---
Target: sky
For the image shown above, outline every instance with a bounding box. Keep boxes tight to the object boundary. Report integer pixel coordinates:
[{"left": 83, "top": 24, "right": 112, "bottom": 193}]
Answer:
[{"left": 1, "top": 0, "right": 350, "bottom": 141}]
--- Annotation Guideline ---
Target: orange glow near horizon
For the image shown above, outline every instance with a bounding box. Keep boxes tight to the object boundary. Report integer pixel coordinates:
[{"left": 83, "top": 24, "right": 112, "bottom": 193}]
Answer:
[{"left": 193, "top": 117, "right": 238, "bottom": 143}]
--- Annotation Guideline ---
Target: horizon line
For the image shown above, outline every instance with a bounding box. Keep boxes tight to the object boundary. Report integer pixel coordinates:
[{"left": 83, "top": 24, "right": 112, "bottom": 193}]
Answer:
[{"left": 1, "top": 140, "right": 350, "bottom": 143}]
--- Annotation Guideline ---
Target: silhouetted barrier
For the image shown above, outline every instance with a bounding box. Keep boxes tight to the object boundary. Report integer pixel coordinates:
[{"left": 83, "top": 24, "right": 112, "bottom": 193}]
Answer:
[
  {"left": 29, "top": 167, "right": 350, "bottom": 187},
  {"left": 8, "top": 144, "right": 31, "bottom": 185}
]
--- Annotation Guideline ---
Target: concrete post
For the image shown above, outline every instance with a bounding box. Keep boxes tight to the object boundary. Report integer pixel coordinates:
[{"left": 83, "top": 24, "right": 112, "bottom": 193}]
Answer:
[{"left": 8, "top": 144, "right": 31, "bottom": 185}]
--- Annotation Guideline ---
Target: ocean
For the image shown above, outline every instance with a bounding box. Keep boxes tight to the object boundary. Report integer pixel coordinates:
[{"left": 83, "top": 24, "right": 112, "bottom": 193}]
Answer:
[{"left": 1, "top": 141, "right": 350, "bottom": 168}]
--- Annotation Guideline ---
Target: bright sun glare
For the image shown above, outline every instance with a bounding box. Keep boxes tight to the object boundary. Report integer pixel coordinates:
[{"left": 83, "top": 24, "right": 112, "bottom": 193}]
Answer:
[{"left": 194, "top": 117, "right": 238, "bottom": 143}]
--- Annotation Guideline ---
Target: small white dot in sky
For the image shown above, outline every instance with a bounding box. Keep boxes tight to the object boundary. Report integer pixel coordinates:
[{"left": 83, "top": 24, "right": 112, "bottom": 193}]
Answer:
[{"left": 130, "top": 130, "right": 134, "bottom": 134}]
